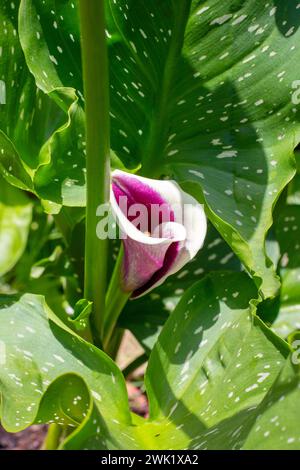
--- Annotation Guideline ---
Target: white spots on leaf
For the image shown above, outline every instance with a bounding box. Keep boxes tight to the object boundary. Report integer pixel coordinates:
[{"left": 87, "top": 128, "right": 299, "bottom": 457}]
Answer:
[
  {"left": 168, "top": 149, "right": 179, "bottom": 156},
  {"left": 49, "top": 55, "right": 58, "bottom": 65},
  {"left": 248, "top": 24, "right": 259, "bottom": 33},
  {"left": 243, "top": 54, "right": 256, "bottom": 64},
  {"left": 220, "top": 253, "right": 234, "bottom": 265},
  {"left": 129, "top": 41, "right": 137, "bottom": 53},
  {"left": 255, "top": 99, "right": 264, "bottom": 106},
  {"left": 53, "top": 354, "right": 65, "bottom": 363},
  {"left": 196, "top": 6, "right": 210, "bottom": 16},
  {"left": 139, "top": 29, "right": 147, "bottom": 39},
  {"left": 219, "top": 52, "right": 229, "bottom": 60},
  {"left": 287, "top": 437, "right": 295, "bottom": 444},
  {"left": 211, "top": 139, "right": 222, "bottom": 146},
  {"left": 245, "top": 383, "right": 258, "bottom": 393},
  {"left": 285, "top": 27, "right": 295, "bottom": 37},
  {"left": 177, "top": 270, "right": 188, "bottom": 279},
  {"left": 210, "top": 14, "right": 233, "bottom": 26},
  {"left": 257, "top": 372, "right": 270, "bottom": 383},
  {"left": 189, "top": 169, "right": 204, "bottom": 179},
  {"left": 91, "top": 390, "right": 102, "bottom": 402},
  {"left": 216, "top": 150, "right": 237, "bottom": 159},
  {"left": 232, "top": 15, "right": 248, "bottom": 26}
]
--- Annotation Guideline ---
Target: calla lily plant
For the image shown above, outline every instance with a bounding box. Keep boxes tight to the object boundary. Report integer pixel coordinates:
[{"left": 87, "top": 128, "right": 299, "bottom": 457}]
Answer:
[{"left": 1, "top": 0, "right": 299, "bottom": 452}]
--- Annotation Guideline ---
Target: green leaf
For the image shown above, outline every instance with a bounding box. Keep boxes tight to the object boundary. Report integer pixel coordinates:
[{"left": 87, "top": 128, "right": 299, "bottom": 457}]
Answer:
[
  {"left": 146, "top": 272, "right": 285, "bottom": 420},
  {"left": 0, "top": 2, "right": 88, "bottom": 209},
  {"left": 243, "top": 357, "right": 300, "bottom": 449},
  {"left": 143, "top": 272, "right": 299, "bottom": 450},
  {"left": 0, "top": 176, "right": 32, "bottom": 276},
  {"left": 33, "top": 89, "right": 87, "bottom": 207},
  {"left": 3, "top": 206, "right": 51, "bottom": 278},
  {"left": 287, "top": 151, "right": 300, "bottom": 205},
  {"left": 69, "top": 299, "right": 93, "bottom": 331},
  {"left": 2, "top": 205, "right": 79, "bottom": 326},
  {"left": 19, "top": 0, "right": 82, "bottom": 97},
  {"left": 17, "top": 0, "right": 300, "bottom": 296},
  {"left": 0, "top": 1, "right": 70, "bottom": 187},
  {"left": 0, "top": 293, "right": 131, "bottom": 434},
  {"left": 269, "top": 204, "right": 300, "bottom": 338}
]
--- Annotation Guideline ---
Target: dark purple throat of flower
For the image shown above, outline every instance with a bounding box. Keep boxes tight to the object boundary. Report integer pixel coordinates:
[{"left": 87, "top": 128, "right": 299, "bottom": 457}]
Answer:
[{"left": 112, "top": 174, "right": 180, "bottom": 298}]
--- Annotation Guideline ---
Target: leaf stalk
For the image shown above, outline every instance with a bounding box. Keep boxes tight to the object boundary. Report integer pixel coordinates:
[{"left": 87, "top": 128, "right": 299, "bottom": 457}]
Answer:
[{"left": 79, "top": 0, "right": 110, "bottom": 346}]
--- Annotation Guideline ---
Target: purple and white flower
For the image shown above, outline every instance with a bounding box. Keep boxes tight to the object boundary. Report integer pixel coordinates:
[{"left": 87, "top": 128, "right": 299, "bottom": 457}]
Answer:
[{"left": 111, "top": 170, "right": 207, "bottom": 298}]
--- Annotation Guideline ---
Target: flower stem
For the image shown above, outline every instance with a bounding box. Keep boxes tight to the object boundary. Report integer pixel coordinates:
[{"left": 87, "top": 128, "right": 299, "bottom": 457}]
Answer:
[
  {"left": 105, "top": 327, "right": 125, "bottom": 359},
  {"left": 43, "top": 424, "right": 62, "bottom": 450},
  {"left": 102, "top": 247, "right": 130, "bottom": 351},
  {"left": 79, "top": 0, "right": 110, "bottom": 346}
]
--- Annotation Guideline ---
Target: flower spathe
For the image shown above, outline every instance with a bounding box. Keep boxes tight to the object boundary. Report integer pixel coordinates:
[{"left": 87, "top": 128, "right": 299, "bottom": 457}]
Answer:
[{"left": 111, "top": 170, "right": 207, "bottom": 298}]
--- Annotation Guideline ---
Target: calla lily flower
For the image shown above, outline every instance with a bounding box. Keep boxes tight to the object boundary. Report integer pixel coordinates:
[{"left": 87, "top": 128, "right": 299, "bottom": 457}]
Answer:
[{"left": 110, "top": 170, "right": 207, "bottom": 298}]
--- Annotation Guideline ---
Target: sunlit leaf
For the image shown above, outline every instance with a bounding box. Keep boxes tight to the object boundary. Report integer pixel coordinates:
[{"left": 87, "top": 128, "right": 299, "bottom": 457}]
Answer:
[
  {"left": 0, "top": 176, "right": 32, "bottom": 276},
  {"left": 287, "top": 151, "right": 300, "bottom": 205},
  {"left": 0, "top": 1, "right": 87, "bottom": 209},
  {"left": 0, "top": 293, "right": 131, "bottom": 435},
  {"left": 144, "top": 272, "right": 298, "bottom": 450},
  {"left": 243, "top": 357, "right": 300, "bottom": 450},
  {"left": 17, "top": 0, "right": 300, "bottom": 296},
  {"left": 268, "top": 205, "right": 300, "bottom": 338}
]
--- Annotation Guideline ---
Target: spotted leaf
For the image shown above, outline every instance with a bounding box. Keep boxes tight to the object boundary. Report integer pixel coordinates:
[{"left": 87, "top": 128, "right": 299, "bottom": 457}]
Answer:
[
  {"left": 144, "top": 272, "right": 299, "bottom": 450},
  {"left": 0, "top": 1, "right": 88, "bottom": 210},
  {"left": 264, "top": 205, "right": 300, "bottom": 339},
  {"left": 16, "top": 0, "right": 300, "bottom": 296},
  {"left": 0, "top": 175, "right": 32, "bottom": 276},
  {"left": 0, "top": 293, "right": 131, "bottom": 435}
]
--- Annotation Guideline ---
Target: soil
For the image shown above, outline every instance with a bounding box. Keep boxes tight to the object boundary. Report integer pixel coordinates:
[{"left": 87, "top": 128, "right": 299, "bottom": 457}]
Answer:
[{"left": 0, "top": 425, "right": 48, "bottom": 451}]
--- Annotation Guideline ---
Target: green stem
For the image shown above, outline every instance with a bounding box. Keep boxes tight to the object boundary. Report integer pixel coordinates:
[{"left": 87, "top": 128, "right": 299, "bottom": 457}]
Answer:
[
  {"left": 122, "top": 353, "right": 148, "bottom": 379},
  {"left": 43, "top": 424, "right": 62, "bottom": 450},
  {"left": 105, "top": 327, "right": 125, "bottom": 359},
  {"left": 102, "top": 247, "right": 130, "bottom": 351},
  {"left": 79, "top": 0, "right": 110, "bottom": 346}
]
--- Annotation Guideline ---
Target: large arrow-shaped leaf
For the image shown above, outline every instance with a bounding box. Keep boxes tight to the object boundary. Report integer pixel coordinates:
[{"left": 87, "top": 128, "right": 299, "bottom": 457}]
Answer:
[
  {"left": 17, "top": 0, "right": 300, "bottom": 296},
  {"left": 0, "top": 294, "right": 131, "bottom": 434},
  {"left": 0, "top": 1, "right": 87, "bottom": 210}
]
